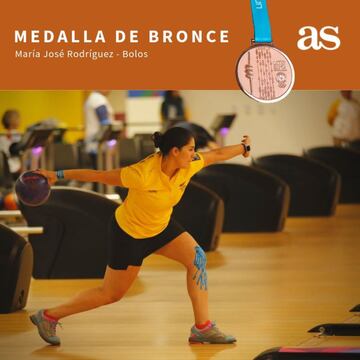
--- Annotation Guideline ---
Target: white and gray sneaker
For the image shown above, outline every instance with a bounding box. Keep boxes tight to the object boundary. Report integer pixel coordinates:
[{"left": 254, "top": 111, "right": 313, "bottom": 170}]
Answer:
[
  {"left": 30, "top": 309, "right": 61, "bottom": 345},
  {"left": 188, "top": 321, "right": 236, "bottom": 344}
]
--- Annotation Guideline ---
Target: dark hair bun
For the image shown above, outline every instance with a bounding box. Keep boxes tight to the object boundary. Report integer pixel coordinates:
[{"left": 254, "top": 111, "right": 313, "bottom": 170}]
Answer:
[{"left": 152, "top": 132, "right": 163, "bottom": 148}]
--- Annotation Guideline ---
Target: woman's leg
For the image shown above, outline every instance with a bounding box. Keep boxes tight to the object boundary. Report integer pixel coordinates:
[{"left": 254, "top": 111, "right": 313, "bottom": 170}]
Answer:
[
  {"left": 46, "top": 265, "right": 141, "bottom": 319},
  {"left": 31, "top": 265, "right": 141, "bottom": 345},
  {"left": 155, "top": 232, "right": 236, "bottom": 344},
  {"left": 155, "top": 232, "right": 209, "bottom": 325}
]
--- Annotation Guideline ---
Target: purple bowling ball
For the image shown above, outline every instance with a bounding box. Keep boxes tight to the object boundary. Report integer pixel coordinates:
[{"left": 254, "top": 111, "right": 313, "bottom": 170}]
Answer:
[{"left": 15, "top": 171, "right": 50, "bottom": 207}]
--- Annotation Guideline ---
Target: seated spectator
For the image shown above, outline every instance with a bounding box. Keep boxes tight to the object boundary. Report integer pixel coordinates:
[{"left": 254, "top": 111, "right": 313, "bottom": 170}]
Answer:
[{"left": 0, "top": 110, "right": 22, "bottom": 176}]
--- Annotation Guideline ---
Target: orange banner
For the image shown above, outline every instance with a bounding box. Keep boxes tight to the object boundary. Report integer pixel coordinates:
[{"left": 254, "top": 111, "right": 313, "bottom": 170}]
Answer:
[{"left": 0, "top": 0, "right": 358, "bottom": 89}]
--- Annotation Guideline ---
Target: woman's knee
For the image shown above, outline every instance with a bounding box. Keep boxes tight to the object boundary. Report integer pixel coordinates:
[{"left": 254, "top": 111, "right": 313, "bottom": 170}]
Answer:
[
  {"left": 189, "top": 245, "right": 208, "bottom": 290},
  {"left": 100, "top": 288, "right": 125, "bottom": 304},
  {"left": 184, "top": 244, "right": 207, "bottom": 269},
  {"left": 101, "top": 265, "right": 140, "bottom": 304}
]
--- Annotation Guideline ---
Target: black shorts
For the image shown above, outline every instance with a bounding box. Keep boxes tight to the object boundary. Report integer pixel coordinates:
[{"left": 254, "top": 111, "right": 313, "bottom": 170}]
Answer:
[{"left": 107, "top": 215, "right": 185, "bottom": 270}]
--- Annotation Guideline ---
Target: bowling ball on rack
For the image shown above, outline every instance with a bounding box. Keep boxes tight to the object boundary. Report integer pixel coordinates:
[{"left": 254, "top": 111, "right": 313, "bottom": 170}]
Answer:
[{"left": 3, "top": 192, "right": 18, "bottom": 210}]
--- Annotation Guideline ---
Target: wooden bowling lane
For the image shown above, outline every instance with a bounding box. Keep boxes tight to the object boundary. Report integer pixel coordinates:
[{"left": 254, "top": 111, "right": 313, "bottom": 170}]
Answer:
[{"left": 0, "top": 204, "right": 359, "bottom": 360}]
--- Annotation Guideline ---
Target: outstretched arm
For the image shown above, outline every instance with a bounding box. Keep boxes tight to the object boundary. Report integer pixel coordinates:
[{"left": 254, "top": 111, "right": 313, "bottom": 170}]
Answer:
[
  {"left": 36, "top": 168, "right": 124, "bottom": 186},
  {"left": 201, "top": 135, "right": 251, "bottom": 167}
]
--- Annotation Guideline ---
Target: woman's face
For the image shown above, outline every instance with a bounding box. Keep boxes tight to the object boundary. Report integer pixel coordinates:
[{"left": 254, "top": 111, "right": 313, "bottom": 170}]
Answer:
[
  {"left": 9, "top": 114, "right": 20, "bottom": 130},
  {"left": 174, "top": 137, "right": 196, "bottom": 168},
  {"left": 341, "top": 90, "right": 352, "bottom": 100}
]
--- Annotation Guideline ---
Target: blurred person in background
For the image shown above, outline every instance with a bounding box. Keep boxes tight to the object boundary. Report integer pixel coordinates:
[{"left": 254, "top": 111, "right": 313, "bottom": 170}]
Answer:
[
  {"left": 328, "top": 90, "right": 360, "bottom": 146},
  {"left": 161, "top": 90, "right": 188, "bottom": 129},
  {"left": 0, "top": 109, "right": 22, "bottom": 177},
  {"left": 84, "top": 91, "right": 115, "bottom": 168},
  {"left": 161, "top": 91, "right": 218, "bottom": 150}
]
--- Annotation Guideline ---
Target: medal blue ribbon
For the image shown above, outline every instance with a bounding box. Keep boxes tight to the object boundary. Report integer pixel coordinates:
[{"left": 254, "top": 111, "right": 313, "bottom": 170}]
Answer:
[{"left": 250, "top": 0, "right": 272, "bottom": 43}]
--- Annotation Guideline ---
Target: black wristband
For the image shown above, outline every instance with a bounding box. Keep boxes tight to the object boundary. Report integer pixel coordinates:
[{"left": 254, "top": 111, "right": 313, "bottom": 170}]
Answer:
[
  {"left": 56, "top": 170, "right": 65, "bottom": 179},
  {"left": 241, "top": 143, "right": 250, "bottom": 154}
]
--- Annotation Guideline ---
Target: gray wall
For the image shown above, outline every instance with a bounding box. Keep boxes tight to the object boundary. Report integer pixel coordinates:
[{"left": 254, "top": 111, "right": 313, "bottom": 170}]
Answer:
[
  {"left": 182, "top": 90, "right": 360, "bottom": 162},
  {"left": 108, "top": 90, "right": 360, "bottom": 163}
]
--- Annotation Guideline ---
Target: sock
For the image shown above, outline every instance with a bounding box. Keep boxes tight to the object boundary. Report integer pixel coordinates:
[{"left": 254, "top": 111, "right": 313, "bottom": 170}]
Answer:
[
  {"left": 44, "top": 310, "right": 59, "bottom": 322},
  {"left": 195, "top": 320, "right": 211, "bottom": 330}
]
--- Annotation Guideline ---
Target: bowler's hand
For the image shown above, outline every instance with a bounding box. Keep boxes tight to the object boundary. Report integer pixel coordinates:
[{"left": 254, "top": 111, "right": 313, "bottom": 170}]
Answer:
[
  {"left": 241, "top": 135, "right": 251, "bottom": 158},
  {"left": 34, "top": 169, "right": 57, "bottom": 186}
]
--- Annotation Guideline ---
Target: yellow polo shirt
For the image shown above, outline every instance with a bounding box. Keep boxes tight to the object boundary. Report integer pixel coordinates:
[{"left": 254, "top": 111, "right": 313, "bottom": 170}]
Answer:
[{"left": 115, "top": 152, "right": 204, "bottom": 238}]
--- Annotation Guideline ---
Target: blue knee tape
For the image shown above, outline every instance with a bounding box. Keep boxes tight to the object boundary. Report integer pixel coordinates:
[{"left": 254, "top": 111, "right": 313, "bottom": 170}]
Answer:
[{"left": 192, "top": 245, "right": 208, "bottom": 290}]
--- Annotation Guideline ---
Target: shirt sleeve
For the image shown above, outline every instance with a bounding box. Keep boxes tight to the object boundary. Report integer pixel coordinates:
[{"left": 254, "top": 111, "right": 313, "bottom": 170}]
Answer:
[
  {"left": 120, "top": 164, "right": 145, "bottom": 189},
  {"left": 189, "top": 152, "right": 205, "bottom": 177},
  {"left": 95, "top": 105, "right": 110, "bottom": 124}
]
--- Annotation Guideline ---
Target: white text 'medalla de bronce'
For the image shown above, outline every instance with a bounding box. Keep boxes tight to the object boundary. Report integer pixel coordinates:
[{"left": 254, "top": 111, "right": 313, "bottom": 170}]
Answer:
[{"left": 14, "top": 30, "right": 229, "bottom": 44}]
